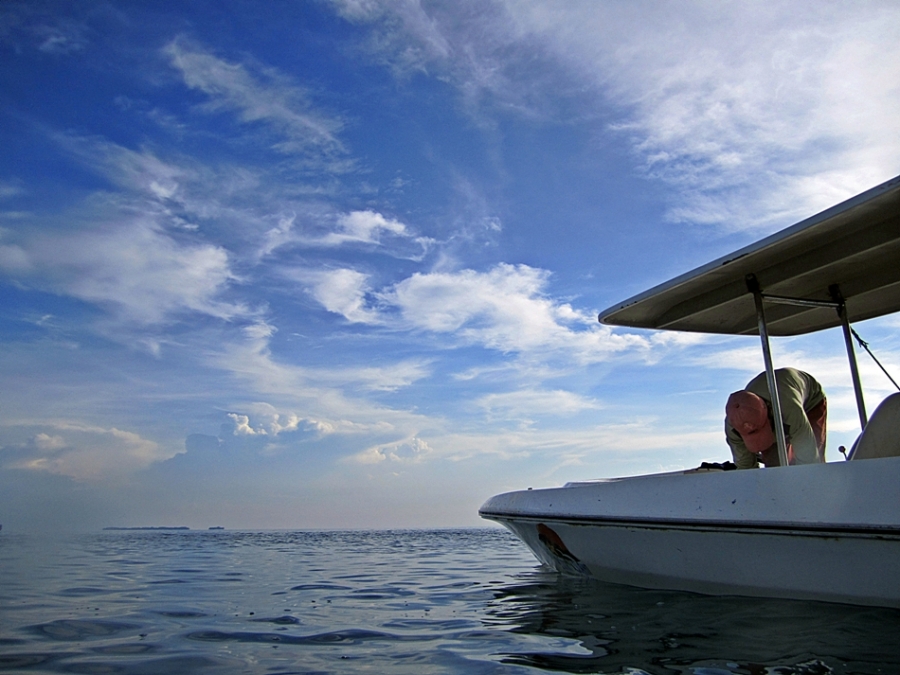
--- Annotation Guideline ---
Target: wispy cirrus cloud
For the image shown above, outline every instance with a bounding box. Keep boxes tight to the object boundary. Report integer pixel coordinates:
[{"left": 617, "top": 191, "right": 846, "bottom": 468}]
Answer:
[
  {"left": 56, "top": 133, "right": 189, "bottom": 201},
  {"left": 336, "top": 1, "right": 900, "bottom": 231},
  {"left": 330, "top": 0, "right": 452, "bottom": 73},
  {"left": 476, "top": 388, "right": 602, "bottom": 422},
  {"left": 215, "top": 320, "right": 432, "bottom": 413},
  {"left": 0, "top": 180, "right": 25, "bottom": 200},
  {"left": 0, "top": 11, "right": 90, "bottom": 56},
  {"left": 165, "top": 39, "right": 348, "bottom": 162},
  {"left": 342, "top": 422, "right": 724, "bottom": 474},
  {"left": 262, "top": 210, "right": 434, "bottom": 260},
  {"left": 34, "top": 19, "right": 89, "bottom": 54},
  {"left": 569, "top": 2, "right": 900, "bottom": 229}
]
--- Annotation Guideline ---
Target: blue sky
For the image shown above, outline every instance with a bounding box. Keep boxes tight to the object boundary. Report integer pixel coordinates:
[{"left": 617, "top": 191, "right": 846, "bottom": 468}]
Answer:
[{"left": 2, "top": 1, "right": 899, "bottom": 532}]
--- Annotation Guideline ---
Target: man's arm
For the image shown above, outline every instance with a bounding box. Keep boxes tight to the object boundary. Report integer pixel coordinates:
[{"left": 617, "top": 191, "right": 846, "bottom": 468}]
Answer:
[
  {"left": 775, "top": 374, "right": 819, "bottom": 464},
  {"left": 726, "top": 421, "right": 759, "bottom": 469}
]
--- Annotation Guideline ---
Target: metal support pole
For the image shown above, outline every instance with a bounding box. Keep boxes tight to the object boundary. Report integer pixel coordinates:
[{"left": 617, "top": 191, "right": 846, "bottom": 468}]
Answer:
[
  {"left": 747, "top": 275, "right": 790, "bottom": 467},
  {"left": 830, "top": 285, "right": 867, "bottom": 430}
]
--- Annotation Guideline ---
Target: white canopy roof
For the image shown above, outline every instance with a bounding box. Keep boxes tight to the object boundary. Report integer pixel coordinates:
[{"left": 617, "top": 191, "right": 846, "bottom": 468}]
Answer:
[{"left": 599, "top": 175, "right": 900, "bottom": 336}]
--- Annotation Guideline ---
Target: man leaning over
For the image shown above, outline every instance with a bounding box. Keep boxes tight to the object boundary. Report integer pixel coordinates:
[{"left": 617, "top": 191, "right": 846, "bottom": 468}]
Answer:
[{"left": 725, "top": 367, "right": 827, "bottom": 469}]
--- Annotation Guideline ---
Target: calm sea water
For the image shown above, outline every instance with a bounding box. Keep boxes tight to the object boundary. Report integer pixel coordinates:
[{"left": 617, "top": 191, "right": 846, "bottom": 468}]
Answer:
[{"left": 2, "top": 528, "right": 899, "bottom": 675}]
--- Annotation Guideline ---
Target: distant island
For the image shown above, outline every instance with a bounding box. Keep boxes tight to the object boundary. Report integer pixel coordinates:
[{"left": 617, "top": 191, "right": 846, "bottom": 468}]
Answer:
[
  {"left": 103, "top": 526, "right": 190, "bottom": 531},
  {"left": 209, "top": 526, "right": 225, "bottom": 530}
]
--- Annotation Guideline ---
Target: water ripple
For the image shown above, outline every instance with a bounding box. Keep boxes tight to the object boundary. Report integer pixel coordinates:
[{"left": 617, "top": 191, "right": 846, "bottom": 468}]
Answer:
[
  {"left": 289, "top": 583, "right": 351, "bottom": 591},
  {"left": 0, "top": 652, "right": 69, "bottom": 670},
  {"left": 32, "top": 619, "right": 141, "bottom": 641},
  {"left": 249, "top": 615, "right": 301, "bottom": 625},
  {"left": 186, "top": 627, "right": 417, "bottom": 645}
]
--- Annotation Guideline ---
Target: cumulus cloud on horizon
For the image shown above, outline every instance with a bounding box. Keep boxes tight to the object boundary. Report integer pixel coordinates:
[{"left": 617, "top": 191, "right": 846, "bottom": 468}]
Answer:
[{"left": 0, "top": 421, "right": 167, "bottom": 481}]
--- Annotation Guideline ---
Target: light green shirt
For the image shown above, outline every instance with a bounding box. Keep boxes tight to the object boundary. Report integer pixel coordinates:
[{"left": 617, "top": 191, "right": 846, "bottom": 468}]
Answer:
[{"left": 725, "top": 368, "right": 825, "bottom": 469}]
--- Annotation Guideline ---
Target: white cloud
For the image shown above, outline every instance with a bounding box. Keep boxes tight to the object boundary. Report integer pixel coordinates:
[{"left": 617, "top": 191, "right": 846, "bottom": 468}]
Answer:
[
  {"left": 260, "top": 214, "right": 298, "bottom": 258},
  {"left": 476, "top": 389, "right": 602, "bottom": 421},
  {"left": 0, "top": 422, "right": 167, "bottom": 480},
  {"left": 33, "top": 433, "right": 66, "bottom": 451},
  {"left": 69, "top": 223, "right": 240, "bottom": 323},
  {"left": 331, "top": 361, "right": 432, "bottom": 392},
  {"left": 384, "top": 263, "right": 648, "bottom": 361},
  {"left": 213, "top": 321, "right": 434, "bottom": 426},
  {"left": 325, "top": 210, "right": 406, "bottom": 245},
  {"left": 341, "top": 422, "right": 725, "bottom": 475},
  {"left": 242, "top": 330, "right": 430, "bottom": 393},
  {"left": 228, "top": 413, "right": 265, "bottom": 436},
  {"left": 348, "top": 436, "right": 434, "bottom": 465},
  {"left": 301, "top": 262, "right": 675, "bottom": 364},
  {"left": 55, "top": 135, "right": 188, "bottom": 202},
  {"left": 165, "top": 39, "right": 346, "bottom": 158},
  {"left": 330, "top": 0, "right": 452, "bottom": 73},
  {"left": 8, "top": 217, "right": 246, "bottom": 325},
  {"left": 225, "top": 403, "right": 338, "bottom": 438},
  {"left": 226, "top": 411, "right": 311, "bottom": 437},
  {"left": 53, "top": 136, "right": 292, "bottom": 251},
  {"left": 0, "top": 133, "right": 254, "bottom": 328},
  {"left": 308, "top": 268, "right": 381, "bottom": 324},
  {"left": 262, "top": 210, "right": 432, "bottom": 260},
  {"left": 34, "top": 21, "right": 88, "bottom": 55}
]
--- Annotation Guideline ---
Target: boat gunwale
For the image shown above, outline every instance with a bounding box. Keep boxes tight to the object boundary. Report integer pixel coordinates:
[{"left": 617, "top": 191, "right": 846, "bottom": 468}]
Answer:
[{"left": 479, "top": 511, "right": 900, "bottom": 539}]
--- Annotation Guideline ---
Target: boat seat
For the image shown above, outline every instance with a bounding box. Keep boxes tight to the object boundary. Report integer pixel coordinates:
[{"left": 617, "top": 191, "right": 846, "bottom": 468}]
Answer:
[{"left": 849, "top": 393, "right": 900, "bottom": 460}]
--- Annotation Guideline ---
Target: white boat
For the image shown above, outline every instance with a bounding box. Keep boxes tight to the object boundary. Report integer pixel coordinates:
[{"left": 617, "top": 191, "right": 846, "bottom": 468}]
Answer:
[{"left": 480, "top": 174, "right": 900, "bottom": 607}]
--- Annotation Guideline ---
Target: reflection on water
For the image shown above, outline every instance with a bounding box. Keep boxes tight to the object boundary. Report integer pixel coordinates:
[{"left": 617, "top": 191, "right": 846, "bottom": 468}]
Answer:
[
  {"left": 1, "top": 529, "right": 898, "bottom": 674},
  {"left": 487, "top": 571, "right": 900, "bottom": 674}
]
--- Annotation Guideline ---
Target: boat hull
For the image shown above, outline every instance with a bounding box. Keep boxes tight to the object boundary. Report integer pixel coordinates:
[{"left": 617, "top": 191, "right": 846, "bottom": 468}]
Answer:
[{"left": 480, "top": 457, "right": 900, "bottom": 607}]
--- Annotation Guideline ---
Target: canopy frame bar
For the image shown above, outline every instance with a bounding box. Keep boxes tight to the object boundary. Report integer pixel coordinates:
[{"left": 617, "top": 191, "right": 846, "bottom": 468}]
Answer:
[
  {"left": 756, "top": 284, "right": 867, "bottom": 430},
  {"left": 830, "top": 284, "right": 868, "bottom": 431},
  {"left": 747, "top": 275, "right": 791, "bottom": 467},
  {"left": 745, "top": 275, "right": 869, "bottom": 468},
  {"left": 759, "top": 295, "right": 840, "bottom": 310}
]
